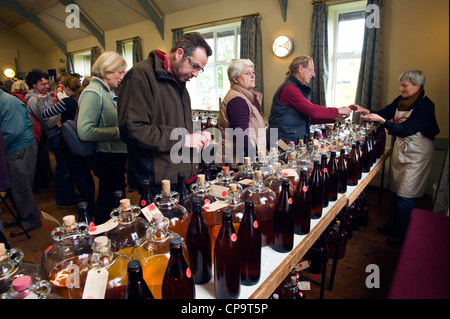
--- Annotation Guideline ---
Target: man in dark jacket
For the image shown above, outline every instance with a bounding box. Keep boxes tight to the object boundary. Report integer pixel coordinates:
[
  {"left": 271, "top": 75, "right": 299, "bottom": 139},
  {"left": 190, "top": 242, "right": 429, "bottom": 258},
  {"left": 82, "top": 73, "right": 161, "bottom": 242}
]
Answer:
[{"left": 118, "top": 33, "right": 213, "bottom": 195}]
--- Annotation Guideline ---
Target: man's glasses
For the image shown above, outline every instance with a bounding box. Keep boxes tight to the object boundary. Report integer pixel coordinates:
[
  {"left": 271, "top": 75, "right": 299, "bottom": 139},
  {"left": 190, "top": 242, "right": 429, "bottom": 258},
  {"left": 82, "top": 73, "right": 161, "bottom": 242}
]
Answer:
[{"left": 185, "top": 55, "right": 204, "bottom": 73}]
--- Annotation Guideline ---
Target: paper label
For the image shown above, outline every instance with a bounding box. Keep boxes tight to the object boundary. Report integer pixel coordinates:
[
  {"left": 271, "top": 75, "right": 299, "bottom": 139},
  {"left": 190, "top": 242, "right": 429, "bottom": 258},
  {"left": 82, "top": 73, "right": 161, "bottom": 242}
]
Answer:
[
  {"left": 282, "top": 168, "right": 298, "bottom": 178},
  {"left": 203, "top": 200, "right": 228, "bottom": 212},
  {"left": 238, "top": 179, "right": 254, "bottom": 185},
  {"left": 209, "top": 184, "right": 229, "bottom": 199},
  {"left": 82, "top": 268, "right": 108, "bottom": 299},
  {"left": 277, "top": 139, "right": 289, "bottom": 151},
  {"left": 298, "top": 281, "right": 311, "bottom": 291},
  {"left": 41, "top": 211, "right": 61, "bottom": 226},
  {"left": 140, "top": 203, "right": 162, "bottom": 223},
  {"left": 88, "top": 219, "right": 118, "bottom": 235}
]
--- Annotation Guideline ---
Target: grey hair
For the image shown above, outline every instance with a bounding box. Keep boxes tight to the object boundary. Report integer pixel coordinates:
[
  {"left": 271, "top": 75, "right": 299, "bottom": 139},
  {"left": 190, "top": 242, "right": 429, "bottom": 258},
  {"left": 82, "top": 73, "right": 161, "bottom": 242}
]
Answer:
[
  {"left": 398, "top": 70, "right": 425, "bottom": 88},
  {"left": 228, "top": 59, "right": 255, "bottom": 83},
  {"left": 289, "top": 55, "right": 312, "bottom": 74}
]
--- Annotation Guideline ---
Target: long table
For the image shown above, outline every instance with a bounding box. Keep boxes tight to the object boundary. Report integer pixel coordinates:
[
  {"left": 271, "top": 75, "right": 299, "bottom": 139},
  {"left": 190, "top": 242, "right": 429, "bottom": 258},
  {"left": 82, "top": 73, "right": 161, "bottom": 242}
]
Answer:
[{"left": 196, "top": 147, "right": 392, "bottom": 299}]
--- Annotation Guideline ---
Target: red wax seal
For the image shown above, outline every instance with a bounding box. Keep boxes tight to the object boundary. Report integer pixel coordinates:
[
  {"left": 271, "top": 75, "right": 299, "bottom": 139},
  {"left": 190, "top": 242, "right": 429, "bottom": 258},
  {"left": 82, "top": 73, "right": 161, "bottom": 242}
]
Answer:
[{"left": 140, "top": 200, "right": 147, "bottom": 207}]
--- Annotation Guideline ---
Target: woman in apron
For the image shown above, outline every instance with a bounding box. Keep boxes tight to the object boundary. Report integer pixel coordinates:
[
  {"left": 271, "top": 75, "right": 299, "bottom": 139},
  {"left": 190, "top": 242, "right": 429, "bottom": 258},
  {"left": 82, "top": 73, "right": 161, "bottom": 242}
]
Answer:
[{"left": 351, "top": 70, "right": 440, "bottom": 244}]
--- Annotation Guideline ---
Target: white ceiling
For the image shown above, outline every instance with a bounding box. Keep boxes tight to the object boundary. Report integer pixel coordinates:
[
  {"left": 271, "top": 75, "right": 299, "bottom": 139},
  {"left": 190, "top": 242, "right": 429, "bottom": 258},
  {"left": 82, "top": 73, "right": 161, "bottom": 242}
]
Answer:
[{"left": 0, "top": 0, "right": 220, "bottom": 53}]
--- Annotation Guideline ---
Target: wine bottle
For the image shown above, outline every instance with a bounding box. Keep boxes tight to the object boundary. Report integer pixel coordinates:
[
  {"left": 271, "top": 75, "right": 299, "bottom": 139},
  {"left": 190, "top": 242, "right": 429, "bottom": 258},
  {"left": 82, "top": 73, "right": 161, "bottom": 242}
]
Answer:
[
  {"left": 308, "top": 160, "right": 324, "bottom": 219},
  {"left": 293, "top": 168, "right": 312, "bottom": 235},
  {"left": 273, "top": 180, "right": 295, "bottom": 253},
  {"left": 125, "top": 260, "right": 154, "bottom": 299}
]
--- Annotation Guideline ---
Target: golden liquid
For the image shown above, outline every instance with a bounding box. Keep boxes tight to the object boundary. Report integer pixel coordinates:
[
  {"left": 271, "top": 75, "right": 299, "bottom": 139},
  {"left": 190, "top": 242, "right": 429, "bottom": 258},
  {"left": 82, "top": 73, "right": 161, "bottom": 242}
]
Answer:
[
  {"left": 117, "top": 247, "right": 134, "bottom": 259},
  {"left": 141, "top": 254, "right": 169, "bottom": 299}
]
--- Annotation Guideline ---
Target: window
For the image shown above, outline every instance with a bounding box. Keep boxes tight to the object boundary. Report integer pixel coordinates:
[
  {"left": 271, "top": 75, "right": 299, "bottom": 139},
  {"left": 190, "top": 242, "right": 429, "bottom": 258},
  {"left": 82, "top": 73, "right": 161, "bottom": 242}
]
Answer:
[
  {"left": 186, "top": 23, "right": 240, "bottom": 111},
  {"left": 328, "top": 1, "right": 366, "bottom": 107},
  {"left": 118, "top": 40, "right": 134, "bottom": 71},
  {"left": 72, "top": 51, "right": 91, "bottom": 79}
]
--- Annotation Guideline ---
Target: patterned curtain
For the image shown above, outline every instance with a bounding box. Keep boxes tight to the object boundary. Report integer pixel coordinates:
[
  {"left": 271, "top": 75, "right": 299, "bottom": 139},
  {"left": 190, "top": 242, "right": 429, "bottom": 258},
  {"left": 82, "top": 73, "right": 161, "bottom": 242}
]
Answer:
[
  {"left": 172, "top": 29, "right": 184, "bottom": 47},
  {"left": 310, "top": 2, "right": 329, "bottom": 106},
  {"left": 90, "top": 46, "right": 102, "bottom": 70},
  {"left": 66, "top": 53, "right": 74, "bottom": 74},
  {"left": 354, "top": 0, "right": 384, "bottom": 116},
  {"left": 116, "top": 41, "right": 123, "bottom": 55},
  {"left": 132, "top": 37, "right": 143, "bottom": 64},
  {"left": 240, "top": 15, "right": 264, "bottom": 110}
]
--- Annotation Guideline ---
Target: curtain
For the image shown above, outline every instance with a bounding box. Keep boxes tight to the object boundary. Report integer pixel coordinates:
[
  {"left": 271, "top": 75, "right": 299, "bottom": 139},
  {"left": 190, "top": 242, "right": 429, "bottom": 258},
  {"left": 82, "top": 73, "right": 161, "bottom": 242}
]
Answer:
[
  {"left": 90, "top": 46, "right": 102, "bottom": 70},
  {"left": 116, "top": 41, "right": 123, "bottom": 55},
  {"left": 240, "top": 15, "right": 264, "bottom": 109},
  {"left": 354, "top": 0, "right": 384, "bottom": 117},
  {"left": 310, "top": 2, "right": 329, "bottom": 106},
  {"left": 172, "top": 29, "right": 184, "bottom": 47},
  {"left": 132, "top": 37, "right": 143, "bottom": 64},
  {"left": 66, "top": 53, "right": 74, "bottom": 74},
  {"left": 433, "top": 146, "right": 449, "bottom": 216}
]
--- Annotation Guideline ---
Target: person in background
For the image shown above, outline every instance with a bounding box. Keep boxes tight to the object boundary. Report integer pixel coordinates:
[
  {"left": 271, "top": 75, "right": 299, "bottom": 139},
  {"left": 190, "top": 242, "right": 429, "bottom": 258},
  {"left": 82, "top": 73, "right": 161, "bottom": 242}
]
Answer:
[
  {"left": 351, "top": 69, "right": 439, "bottom": 245},
  {"left": 26, "top": 69, "right": 77, "bottom": 208},
  {"left": 118, "top": 32, "right": 212, "bottom": 196},
  {"left": 81, "top": 76, "right": 92, "bottom": 88},
  {"left": 216, "top": 59, "right": 266, "bottom": 168},
  {"left": 269, "top": 55, "right": 351, "bottom": 144},
  {"left": 38, "top": 76, "right": 96, "bottom": 218},
  {"left": 77, "top": 52, "right": 127, "bottom": 224},
  {"left": 0, "top": 90, "right": 41, "bottom": 237}
]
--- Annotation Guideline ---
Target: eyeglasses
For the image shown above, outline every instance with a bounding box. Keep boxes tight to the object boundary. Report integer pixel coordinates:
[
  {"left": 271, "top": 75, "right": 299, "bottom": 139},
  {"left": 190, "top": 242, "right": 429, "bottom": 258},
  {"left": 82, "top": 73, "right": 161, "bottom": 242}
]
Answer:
[{"left": 185, "top": 55, "right": 204, "bottom": 73}]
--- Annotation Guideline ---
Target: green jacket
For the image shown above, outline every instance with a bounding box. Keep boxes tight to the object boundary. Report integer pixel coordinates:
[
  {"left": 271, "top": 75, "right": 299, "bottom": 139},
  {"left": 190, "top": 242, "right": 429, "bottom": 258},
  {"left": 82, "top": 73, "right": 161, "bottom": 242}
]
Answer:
[{"left": 77, "top": 76, "right": 126, "bottom": 154}]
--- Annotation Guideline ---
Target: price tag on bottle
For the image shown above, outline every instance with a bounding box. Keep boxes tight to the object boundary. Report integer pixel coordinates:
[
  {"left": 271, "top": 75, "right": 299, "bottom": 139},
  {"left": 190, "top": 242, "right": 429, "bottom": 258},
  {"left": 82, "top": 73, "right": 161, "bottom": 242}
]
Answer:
[
  {"left": 82, "top": 268, "right": 108, "bottom": 299},
  {"left": 89, "top": 219, "right": 118, "bottom": 235},
  {"left": 209, "top": 184, "right": 229, "bottom": 199},
  {"left": 141, "top": 203, "right": 162, "bottom": 223}
]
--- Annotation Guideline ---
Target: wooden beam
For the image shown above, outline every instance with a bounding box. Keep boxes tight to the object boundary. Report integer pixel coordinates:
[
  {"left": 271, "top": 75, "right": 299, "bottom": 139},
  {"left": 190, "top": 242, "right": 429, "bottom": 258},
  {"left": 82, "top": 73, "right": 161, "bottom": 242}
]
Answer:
[
  {"left": 278, "top": 0, "right": 288, "bottom": 22},
  {"left": 0, "top": 0, "right": 67, "bottom": 54},
  {"left": 58, "top": 0, "right": 105, "bottom": 49},
  {"left": 136, "top": 0, "right": 164, "bottom": 40}
]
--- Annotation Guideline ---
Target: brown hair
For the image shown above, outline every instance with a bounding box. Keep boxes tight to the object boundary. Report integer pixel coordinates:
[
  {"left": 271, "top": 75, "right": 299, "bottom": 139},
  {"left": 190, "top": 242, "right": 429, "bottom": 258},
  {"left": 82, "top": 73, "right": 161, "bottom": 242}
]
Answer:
[{"left": 63, "top": 76, "right": 84, "bottom": 101}]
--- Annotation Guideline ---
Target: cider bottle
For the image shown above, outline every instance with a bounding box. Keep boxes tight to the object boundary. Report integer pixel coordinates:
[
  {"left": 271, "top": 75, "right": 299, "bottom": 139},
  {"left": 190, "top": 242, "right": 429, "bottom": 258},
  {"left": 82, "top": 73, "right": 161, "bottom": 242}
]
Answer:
[
  {"left": 186, "top": 198, "right": 212, "bottom": 284},
  {"left": 337, "top": 148, "right": 348, "bottom": 193},
  {"left": 162, "top": 238, "right": 195, "bottom": 299},
  {"left": 238, "top": 200, "right": 261, "bottom": 286},
  {"left": 320, "top": 153, "right": 330, "bottom": 207},
  {"left": 308, "top": 160, "right": 324, "bottom": 219},
  {"left": 214, "top": 209, "right": 240, "bottom": 299},
  {"left": 293, "top": 168, "right": 311, "bottom": 235},
  {"left": 77, "top": 201, "right": 92, "bottom": 229},
  {"left": 139, "top": 179, "right": 153, "bottom": 209},
  {"left": 273, "top": 180, "right": 295, "bottom": 253},
  {"left": 327, "top": 150, "right": 339, "bottom": 201},
  {"left": 264, "top": 162, "right": 295, "bottom": 199},
  {"left": 125, "top": 260, "right": 154, "bottom": 299},
  {"left": 347, "top": 143, "right": 359, "bottom": 186},
  {"left": 362, "top": 136, "right": 371, "bottom": 173},
  {"left": 176, "top": 172, "right": 189, "bottom": 207}
]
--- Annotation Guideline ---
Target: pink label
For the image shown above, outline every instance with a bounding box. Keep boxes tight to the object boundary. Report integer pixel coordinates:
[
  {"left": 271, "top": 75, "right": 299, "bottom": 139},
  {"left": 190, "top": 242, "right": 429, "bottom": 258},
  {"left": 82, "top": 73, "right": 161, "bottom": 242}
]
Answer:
[
  {"left": 204, "top": 199, "right": 211, "bottom": 205},
  {"left": 231, "top": 233, "right": 237, "bottom": 242},
  {"left": 140, "top": 200, "right": 147, "bottom": 207},
  {"left": 253, "top": 220, "right": 259, "bottom": 229},
  {"left": 186, "top": 268, "right": 192, "bottom": 278},
  {"left": 302, "top": 186, "right": 308, "bottom": 192},
  {"left": 222, "top": 190, "right": 228, "bottom": 197},
  {"left": 288, "top": 198, "right": 293, "bottom": 205},
  {"left": 323, "top": 168, "right": 328, "bottom": 173},
  {"left": 148, "top": 203, "right": 156, "bottom": 211}
]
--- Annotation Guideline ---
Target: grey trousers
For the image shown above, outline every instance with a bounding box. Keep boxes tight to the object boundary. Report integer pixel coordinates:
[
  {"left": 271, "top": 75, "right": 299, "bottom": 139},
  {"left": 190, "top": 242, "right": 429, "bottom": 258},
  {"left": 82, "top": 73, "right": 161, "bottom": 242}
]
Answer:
[{"left": 6, "top": 144, "right": 41, "bottom": 228}]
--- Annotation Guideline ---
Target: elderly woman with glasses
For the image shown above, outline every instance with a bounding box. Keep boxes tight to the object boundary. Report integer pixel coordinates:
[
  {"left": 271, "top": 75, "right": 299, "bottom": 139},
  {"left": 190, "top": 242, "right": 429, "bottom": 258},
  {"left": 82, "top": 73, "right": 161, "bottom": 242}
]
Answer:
[
  {"left": 351, "top": 69, "right": 440, "bottom": 245},
  {"left": 216, "top": 59, "right": 266, "bottom": 169}
]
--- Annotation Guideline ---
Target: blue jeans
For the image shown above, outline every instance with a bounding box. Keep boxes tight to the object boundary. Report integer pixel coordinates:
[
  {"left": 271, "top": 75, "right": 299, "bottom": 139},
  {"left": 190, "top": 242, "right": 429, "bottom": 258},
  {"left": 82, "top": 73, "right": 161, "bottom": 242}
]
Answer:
[
  {"left": 47, "top": 135, "right": 75, "bottom": 204},
  {"left": 388, "top": 192, "right": 415, "bottom": 237}
]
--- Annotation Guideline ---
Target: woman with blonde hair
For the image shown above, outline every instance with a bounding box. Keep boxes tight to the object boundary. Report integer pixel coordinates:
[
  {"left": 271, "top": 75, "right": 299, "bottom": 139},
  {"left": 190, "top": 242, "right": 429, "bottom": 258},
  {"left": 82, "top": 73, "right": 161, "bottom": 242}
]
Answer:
[{"left": 77, "top": 51, "right": 128, "bottom": 224}]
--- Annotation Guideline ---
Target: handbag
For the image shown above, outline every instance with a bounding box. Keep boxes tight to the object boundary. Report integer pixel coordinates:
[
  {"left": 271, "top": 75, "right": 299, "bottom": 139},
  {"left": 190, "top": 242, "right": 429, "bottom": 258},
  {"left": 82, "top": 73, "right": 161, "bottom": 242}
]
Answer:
[{"left": 60, "top": 88, "right": 104, "bottom": 157}]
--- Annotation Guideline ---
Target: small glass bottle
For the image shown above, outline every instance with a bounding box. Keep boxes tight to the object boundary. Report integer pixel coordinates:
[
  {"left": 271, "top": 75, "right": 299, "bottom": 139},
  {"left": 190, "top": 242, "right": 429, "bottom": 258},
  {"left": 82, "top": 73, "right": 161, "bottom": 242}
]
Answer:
[
  {"left": 273, "top": 180, "right": 295, "bottom": 253},
  {"left": 327, "top": 150, "right": 339, "bottom": 201},
  {"left": 255, "top": 150, "right": 274, "bottom": 180},
  {"left": 3, "top": 275, "right": 54, "bottom": 299},
  {"left": 125, "top": 260, "right": 154, "bottom": 299},
  {"left": 106, "top": 198, "right": 150, "bottom": 258},
  {"left": 309, "top": 160, "right": 324, "bottom": 219},
  {"left": 238, "top": 199, "right": 261, "bottom": 286},
  {"left": 139, "top": 179, "right": 153, "bottom": 209},
  {"left": 184, "top": 174, "right": 218, "bottom": 214},
  {"left": 186, "top": 198, "right": 212, "bottom": 285},
  {"left": 77, "top": 201, "right": 92, "bottom": 229},
  {"left": 154, "top": 179, "right": 190, "bottom": 240},
  {"left": 264, "top": 162, "right": 294, "bottom": 199},
  {"left": 282, "top": 152, "right": 300, "bottom": 189},
  {"left": 241, "top": 170, "right": 277, "bottom": 247},
  {"left": 176, "top": 172, "right": 189, "bottom": 207},
  {"left": 292, "top": 168, "right": 311, "bottom": 235},
  {"left": 214, "top": 209, "right": 240, "bottom": 299},
  {"left": 161, "top": 238, "right": 195, "bottom": 299},
  {"left": 234, "top": 157, "right": 255, "bottom": 185}
]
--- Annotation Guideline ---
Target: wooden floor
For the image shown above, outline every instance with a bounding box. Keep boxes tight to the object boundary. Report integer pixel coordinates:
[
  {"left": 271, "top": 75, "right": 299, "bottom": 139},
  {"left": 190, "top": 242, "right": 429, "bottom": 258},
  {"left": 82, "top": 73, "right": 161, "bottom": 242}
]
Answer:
[{"left": 0, "top": 161, "right": 433, "bottom": 299}]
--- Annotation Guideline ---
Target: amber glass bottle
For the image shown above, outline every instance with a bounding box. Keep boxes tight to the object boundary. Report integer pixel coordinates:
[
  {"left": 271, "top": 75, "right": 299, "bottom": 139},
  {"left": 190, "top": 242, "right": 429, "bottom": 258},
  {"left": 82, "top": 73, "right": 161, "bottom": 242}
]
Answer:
[
  {"left": 292, "top": 169, "right": 311, "bottom": 235},
  {"left": 347, "top": 143, "right": 359, "bottom": 186},
  {"left": 327, "top": 150, "right": 339, "bottom": 201},
  {"left": 176, "top": 172, "right": 189, "bottom": 206},
  {"left": 337, "top": 148, "right": 348, "bottom": 193},
  {"left": 273, "top": 180, "right": 295, "bottom": 253},
  {"left": 214, "top": 209, "right": 240, "bottom": 299},
  {"left": 320, "top": 153, "right": 330, "bottom": 207},
  {"left": 186, "top": 198, "right": 212, "bottom": 284},
  {"left": 125, "top": 260, "right": 154, "bottom": 299},
  {"left": 161, "top": 238, "right": 195, "bottom": 299},
  {"left": 238, "top": 200, "right": 261, "bottom": 286},
  {"left": 308, "top": 160, "right": 324, "bottom": 219}
]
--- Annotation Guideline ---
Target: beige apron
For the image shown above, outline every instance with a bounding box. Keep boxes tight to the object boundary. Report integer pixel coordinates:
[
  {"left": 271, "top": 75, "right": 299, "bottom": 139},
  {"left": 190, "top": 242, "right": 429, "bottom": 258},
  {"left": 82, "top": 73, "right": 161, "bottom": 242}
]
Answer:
[{"left": 389, "top": 108, "right": 434, "bottom": 198}]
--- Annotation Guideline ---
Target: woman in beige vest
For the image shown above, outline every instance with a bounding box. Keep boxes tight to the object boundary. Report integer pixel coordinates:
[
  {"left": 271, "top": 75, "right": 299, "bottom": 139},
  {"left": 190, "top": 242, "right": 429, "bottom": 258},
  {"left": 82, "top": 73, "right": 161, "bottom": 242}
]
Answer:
[{"left": 216, "top": 59, "right": 266, "bottom": 169}]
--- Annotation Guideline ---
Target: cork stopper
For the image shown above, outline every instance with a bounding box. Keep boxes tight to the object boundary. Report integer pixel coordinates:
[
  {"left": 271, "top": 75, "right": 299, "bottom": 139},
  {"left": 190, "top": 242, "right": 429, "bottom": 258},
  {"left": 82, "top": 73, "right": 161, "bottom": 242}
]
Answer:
[
  {"left": 120, "top": 198, "right": 131, "bottom": 209},
  {"left": 197, "top": 174, "right": 205, "bottom": 184},
  {"left": 161, "top": 179, "right": 171, "bottom": 194},
  {"left": 228, "top": 183, "right": 237, "bottom": 192},
  {"left": 258, "top": 150, "right": 266, "bottom": 158},
  {"left": 289, "top": 141, "right": 295, "bottom": 146},
  {"left": 299, "top": 146, "right": 306, "bottom": 153},
  {"left": 94, "top": 236, "right": 109, "bottom": 248},
  {"left": 273, "top": 162, "right": 281, "bottom": 168},
  {"left": 289, "top": 152, "right": 296, "bottom": 160},
  {"left": 244, "top": 157, "right": 251, "bottom": 165},
  {"left": 152, "top": 212, "right": 164, "bottom": 223},
  {"left": 222, "top": 166, "right": 229, "bottom": 174},
  {"left": 0, "top": 243, "right": 5, "bottom": 257},
  {"left": 63, "top": 215, "right": 76, "bottom": 227},
  {"left": 298, "top": 139, "right": 304, "bottom": 145},
  {"left": 255, "top": 170, "right": 262, "bottom": 179}
]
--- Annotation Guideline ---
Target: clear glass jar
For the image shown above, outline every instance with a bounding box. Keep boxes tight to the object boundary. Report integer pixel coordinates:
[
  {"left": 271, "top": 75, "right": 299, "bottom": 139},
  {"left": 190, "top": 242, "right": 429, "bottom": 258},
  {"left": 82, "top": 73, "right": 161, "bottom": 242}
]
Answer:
[
  {"left": 1, "top": 275, "right": 56, "bottom": 299},
  {"left": 41, "top": 215, "right": 93, "bottom": 299},
  {"left": 255, "top": 150, "right": 274, "bottom": 180},
  {"left": 132, "top": 213, "right": 185, "bottom": 299},
  {"left": 264, "top": 162, "right": 295, "bottom": 198},
  {"left": 106, "top": 198, "right": 150, "bottom": 258}
]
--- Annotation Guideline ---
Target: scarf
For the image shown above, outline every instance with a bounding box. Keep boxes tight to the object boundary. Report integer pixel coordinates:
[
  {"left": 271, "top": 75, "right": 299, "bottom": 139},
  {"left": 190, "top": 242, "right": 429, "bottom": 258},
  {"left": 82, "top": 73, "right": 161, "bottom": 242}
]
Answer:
[{"left": 397, "top": 88, "right": 423, "bottom": 111}]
